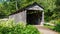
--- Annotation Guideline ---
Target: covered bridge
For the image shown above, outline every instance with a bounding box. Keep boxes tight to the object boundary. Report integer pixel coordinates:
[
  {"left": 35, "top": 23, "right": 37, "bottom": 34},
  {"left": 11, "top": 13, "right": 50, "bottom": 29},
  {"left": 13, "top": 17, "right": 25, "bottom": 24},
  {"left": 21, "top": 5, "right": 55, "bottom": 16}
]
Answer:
[{"left": 9, "top": 2, "right": 44, "bottom": 26}]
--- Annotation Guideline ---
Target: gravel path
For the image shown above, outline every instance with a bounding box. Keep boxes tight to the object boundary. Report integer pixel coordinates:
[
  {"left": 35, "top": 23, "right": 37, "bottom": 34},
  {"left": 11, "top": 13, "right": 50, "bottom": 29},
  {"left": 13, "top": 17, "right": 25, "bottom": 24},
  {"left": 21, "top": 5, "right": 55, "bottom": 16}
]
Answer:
[{"left": 35, "top": 25, "right": 58, "bottom": 34}]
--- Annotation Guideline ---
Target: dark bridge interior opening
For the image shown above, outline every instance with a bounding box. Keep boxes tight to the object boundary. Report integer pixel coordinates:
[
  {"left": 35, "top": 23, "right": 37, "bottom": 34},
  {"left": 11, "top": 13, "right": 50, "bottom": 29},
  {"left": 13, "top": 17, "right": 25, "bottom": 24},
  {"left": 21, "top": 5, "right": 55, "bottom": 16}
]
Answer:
[{"left": 27, "top": 10, "right": 42, "bottom": 25}]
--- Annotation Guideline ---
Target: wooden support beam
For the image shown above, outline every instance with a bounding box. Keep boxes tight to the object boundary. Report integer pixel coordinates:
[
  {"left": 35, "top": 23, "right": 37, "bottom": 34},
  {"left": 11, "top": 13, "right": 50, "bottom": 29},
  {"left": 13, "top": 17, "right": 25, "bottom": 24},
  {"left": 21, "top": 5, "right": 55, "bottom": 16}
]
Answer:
[{"left": 40, "top": 11, "right": 44, "bottom": 26}]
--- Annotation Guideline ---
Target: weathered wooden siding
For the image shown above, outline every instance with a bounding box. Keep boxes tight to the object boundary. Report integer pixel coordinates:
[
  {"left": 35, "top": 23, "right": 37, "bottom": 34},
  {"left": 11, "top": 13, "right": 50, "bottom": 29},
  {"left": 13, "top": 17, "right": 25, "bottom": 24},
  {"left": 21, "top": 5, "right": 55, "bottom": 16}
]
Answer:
[
  {"left": 9, "top": 10, "right": 26, "bottom": 23},
  {"left": 9, "top": 14, "right": 15, "bottom": 19},
  {"left": 26, "top": 5, "right": 43, "bottom": 10}
]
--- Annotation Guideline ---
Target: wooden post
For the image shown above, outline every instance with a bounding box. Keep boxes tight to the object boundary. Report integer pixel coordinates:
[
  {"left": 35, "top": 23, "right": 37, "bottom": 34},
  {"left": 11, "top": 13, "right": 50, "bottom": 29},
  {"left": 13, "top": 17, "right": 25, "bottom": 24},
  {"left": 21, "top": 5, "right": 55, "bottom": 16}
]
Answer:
[
  {"left": 40, "top": 11, "right": 44, "bottom": 26},
  {"left": 25, "top": 10, "right": 27, "bottom": 24}
]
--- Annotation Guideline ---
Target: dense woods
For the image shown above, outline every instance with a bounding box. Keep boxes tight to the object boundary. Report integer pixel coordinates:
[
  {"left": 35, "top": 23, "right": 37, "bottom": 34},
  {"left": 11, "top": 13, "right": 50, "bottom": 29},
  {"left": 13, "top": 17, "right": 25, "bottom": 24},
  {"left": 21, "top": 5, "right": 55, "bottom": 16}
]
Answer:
[{"left": 0, "top": 0, "right": 60, "bottom": 21}]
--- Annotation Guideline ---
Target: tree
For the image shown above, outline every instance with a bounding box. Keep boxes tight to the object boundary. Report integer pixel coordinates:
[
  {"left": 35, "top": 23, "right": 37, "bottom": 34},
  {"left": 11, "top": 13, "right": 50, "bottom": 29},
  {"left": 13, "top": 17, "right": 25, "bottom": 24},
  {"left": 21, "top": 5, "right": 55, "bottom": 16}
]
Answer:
[{"left": 0, "top": 0, "right": 60, "bottom": 21}]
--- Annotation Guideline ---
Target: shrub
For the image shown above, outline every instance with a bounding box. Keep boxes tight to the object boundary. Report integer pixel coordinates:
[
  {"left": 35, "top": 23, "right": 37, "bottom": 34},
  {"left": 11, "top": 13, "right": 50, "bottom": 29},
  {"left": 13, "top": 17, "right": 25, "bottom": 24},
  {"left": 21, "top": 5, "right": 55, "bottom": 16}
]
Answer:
[
  {"left": 25, "top": 25, "right": 40, "bottom": 34},
  {"left": 0, "top": 19, "right": 40, "bottom": 34},
  {"left": 53, "top": 19, "right": 60, "bottom": 32}
]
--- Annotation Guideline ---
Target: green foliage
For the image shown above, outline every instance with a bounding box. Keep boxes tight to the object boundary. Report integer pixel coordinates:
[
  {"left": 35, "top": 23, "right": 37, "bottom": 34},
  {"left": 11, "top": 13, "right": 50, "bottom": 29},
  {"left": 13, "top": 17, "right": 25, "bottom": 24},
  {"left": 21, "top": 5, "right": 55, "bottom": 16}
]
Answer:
[
  {"left": 44, "top": 19, "right": 60, "bottom": 32},
  {"left": 44, "top": 22, "right": 55, "bottom": 30},
  {"left": 53, "top": 19, "right": 60, "bottom": 32},
  {"left": 0, "top": 0, "right": 60, "bottom": 21},
  {"left": 0, "top": 19, "right": 40, "bottom": 34}
]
